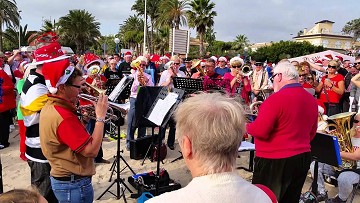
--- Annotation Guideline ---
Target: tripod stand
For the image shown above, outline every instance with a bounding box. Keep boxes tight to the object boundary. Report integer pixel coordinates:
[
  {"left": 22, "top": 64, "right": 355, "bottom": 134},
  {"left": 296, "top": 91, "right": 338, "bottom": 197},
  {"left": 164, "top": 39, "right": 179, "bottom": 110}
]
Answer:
[{"left": 97, "top": 114, "right": 135, "bottom": 201}]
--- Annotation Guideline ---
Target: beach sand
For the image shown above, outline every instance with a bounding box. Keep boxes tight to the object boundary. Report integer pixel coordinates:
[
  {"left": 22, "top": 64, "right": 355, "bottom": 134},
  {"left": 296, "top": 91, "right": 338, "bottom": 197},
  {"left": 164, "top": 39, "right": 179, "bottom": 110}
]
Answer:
[{"left": 1, "top": 124, "right": 359, "bottom": 203}]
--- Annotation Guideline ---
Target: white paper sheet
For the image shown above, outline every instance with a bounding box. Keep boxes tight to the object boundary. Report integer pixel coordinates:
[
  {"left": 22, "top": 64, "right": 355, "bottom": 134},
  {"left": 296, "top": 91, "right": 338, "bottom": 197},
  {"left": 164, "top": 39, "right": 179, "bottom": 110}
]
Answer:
[
  {"left": 147, "top": 92, "right": 179, "bottom": 126},
  {"left": 238, "top": 141, "right": 255, "bottom": 151},
  {"left": 108, "top": 76, "right": 130, "bottom": 102}
]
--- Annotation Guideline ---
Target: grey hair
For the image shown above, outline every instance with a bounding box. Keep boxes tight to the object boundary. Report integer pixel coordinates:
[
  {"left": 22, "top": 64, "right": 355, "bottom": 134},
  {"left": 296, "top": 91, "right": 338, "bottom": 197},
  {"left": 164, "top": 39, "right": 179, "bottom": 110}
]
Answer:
[
  {"left": 136, "top": 56, "right": 148, "bottom": 64},
  {"left": 174, "top": 93, "right": 246, "bottom": 174},
  {"left": 274, "top": 61, "right": 299, "bottom": 80}
]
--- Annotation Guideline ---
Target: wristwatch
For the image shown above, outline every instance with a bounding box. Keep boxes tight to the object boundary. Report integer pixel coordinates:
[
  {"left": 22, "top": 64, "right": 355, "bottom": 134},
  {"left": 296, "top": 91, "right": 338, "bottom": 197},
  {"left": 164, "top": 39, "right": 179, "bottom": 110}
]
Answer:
[{"left": 96, "top": 117, "right": 106, "bottom": 123}]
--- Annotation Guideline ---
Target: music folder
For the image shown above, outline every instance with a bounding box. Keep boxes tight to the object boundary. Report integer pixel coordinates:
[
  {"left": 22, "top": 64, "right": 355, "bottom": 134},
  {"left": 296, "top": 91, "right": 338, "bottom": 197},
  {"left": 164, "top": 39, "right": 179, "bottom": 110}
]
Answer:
[{"left": 311, "top": 132, "right": 342, "bottom": 167}]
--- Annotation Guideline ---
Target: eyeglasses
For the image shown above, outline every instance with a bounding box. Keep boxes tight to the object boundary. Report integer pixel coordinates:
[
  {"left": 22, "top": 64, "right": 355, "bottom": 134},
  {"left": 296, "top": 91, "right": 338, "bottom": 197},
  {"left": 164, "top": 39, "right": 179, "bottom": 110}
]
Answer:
[
  {"left": 269, "top": 73, "right": 279, "bottom": 83},
  {"left": 173, "top": 63, "right": 180, "bottom": 65},
  {"left": 306, "top": 76, "right": 314, "bottom": 81},
  {"left": 354, "top": 119, "right": 359, "bottom": 123},
  {"left": 140, "top": 64, "right": 147, "bottom": 67},
  {"left": 256, "top": 64, "right": 262, "bottom": 66},
  {"left": 328, "top": 65, "right": 337, "bottom": 69},
  {"left": 232, "top": 66, "right": 241, "bottom": 68},
  {"left": 68, "top": 84, "right": 82, "bottom": 89},
  {"left": 299, "top": 74, "right": 307, "bottom": 77},
  {"left": 354, "top": 62, "right": 360, "bottom": 66}
]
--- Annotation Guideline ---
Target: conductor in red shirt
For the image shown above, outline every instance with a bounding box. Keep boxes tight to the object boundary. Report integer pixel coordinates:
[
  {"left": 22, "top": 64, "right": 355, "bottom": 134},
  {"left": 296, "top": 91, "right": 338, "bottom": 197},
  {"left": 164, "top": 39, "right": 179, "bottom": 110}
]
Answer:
[{"left": 246, "top": 61, "right": 318, "bottom": 203}]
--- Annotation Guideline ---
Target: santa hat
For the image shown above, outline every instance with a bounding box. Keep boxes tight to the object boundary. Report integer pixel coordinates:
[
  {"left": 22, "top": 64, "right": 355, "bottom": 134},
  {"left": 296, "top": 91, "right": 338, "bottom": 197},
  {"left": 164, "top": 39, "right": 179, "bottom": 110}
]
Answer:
[
  {"left": 20, "top": 61, "right": 28, "bottom": 69},
  {"left": 210, "top": 56, "right": 218, "bottom": 62},
  {"left": 218, "top": 56, "right": 227, "bottom": 62},
  {"left": 32, "top": 32, "right": 69, "bottom": 65},
  {"left": 160, "top": 55, "right": 170, "bottom": 61},
  {"left": 83, "top": 53, "right": 104, "bottom": 70},
  {"left": 42, "top": 59, "right": 74, "bottom": 94},
  {"left": 335, "top": 55, "right": 343, "bottom": 62},
  {"left": 322, "top": 54, "right": 333, "bottom": 61},
  {"left": 315, "top": 60, "right": 323, "bottom": 66},
  {"left": 200, "top": 59, "right": 206, "bottom": 67},
  {"left": 124, "top": 51, "right": 132, "bottom": 58}
]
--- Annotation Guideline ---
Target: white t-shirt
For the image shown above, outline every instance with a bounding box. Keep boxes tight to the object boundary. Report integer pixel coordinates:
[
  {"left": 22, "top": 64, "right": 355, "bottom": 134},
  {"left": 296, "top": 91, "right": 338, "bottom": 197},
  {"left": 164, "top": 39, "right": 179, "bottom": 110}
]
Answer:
[{"left": 145, "top": 172, "right": 272, "bottom": 203}]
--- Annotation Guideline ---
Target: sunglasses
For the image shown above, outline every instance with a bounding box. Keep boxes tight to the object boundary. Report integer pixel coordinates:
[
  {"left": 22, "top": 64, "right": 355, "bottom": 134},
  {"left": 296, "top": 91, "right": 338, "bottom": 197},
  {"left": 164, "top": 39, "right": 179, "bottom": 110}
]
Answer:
[
  {"left": 139, "top": 64, "right": 147, "bottom": 67},
  {"left": 354, "top": 62, "right": 360, "bottom": 66},
  {"left": 173, "top": 63, "right": 180, "bottom": 65},
  {"left": 232, "top": 66, "right": 241, "bottom": 68},
  {"left": 269, "top": 73, "right": 279, "bottom": 83},
  {"left": 68, "top": 84, "right": 82, "bottom": 89},
  {"left": 354, "top": 119, "right": 359, "bottom": 124},
  {"left": 328, "top": 65, "right": 337, "bottom": 69},
  {"left": 299, "top": 74, "right": 307, "bottom": 77}
]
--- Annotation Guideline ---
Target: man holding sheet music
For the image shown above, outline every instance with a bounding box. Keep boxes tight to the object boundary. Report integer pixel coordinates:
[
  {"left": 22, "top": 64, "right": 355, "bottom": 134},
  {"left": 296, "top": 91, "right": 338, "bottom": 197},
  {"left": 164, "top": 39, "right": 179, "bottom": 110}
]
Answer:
[
  {"left": 310, "top": 113, "right": 360, "bottom": 203},
  {"left": 246, "top": 61, "right": 318, "bottom": 203},
  {"left": 126, "top": 56, "right": 154, "bottom": 151}
]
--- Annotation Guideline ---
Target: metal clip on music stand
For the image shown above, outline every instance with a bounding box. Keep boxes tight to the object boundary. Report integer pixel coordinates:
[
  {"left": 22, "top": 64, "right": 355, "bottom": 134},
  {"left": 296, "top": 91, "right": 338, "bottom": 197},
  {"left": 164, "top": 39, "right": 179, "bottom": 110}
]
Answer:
[
  {"left": 309, "top": 132, "right": 342, "bottom": 199},
  {"left": 97, "top": 77, "right": 135, "bottom": 202},
  {"left": 144, "top": 87, "right": 184, "bottom": 196}
]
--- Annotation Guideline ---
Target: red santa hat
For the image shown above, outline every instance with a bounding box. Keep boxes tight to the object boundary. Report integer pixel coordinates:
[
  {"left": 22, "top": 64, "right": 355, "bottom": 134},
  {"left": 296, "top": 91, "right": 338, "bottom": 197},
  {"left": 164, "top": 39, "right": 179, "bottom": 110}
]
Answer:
[
  {"left": 42, "top": 59, "right": 74, "bottom": 94},
  {"left": 218, "top": 56, "right": 227, "bottom": 62},
  {"left": 322, "top": 54, "right": 333, "bottom": 61},
  {"left": 210, "top": 56, "right": 218, "bottom": 62},
  {"left": 33, "top": 32, "right": 69, "bottom": 65},
  {"left": 124, "top": 51, "right": 132, "bottom": 58},
  {"left": 335, "top": 55, "right": 343, "bottom": 62},
  {"left": 83, "top": 53, "right": 104, "bottom": 70}
]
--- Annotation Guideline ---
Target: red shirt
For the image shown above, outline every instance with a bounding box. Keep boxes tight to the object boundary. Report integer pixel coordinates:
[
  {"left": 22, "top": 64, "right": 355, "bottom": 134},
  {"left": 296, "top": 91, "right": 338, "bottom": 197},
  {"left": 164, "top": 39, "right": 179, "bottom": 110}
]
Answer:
[
  {"left": 0, "top": 69, "right": 16, "bottom": 112},
  {"left": 319, "top": 74, "right": 344, "bottom": 104},
  {"left": 246, "top": 83, "right": 318, "bottom": 159}
]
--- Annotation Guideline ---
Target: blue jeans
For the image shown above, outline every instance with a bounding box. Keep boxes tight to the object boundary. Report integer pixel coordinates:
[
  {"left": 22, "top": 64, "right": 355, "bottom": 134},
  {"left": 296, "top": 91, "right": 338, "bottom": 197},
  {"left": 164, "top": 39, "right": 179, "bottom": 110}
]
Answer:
[{"left": 50, "top": 176, "right": 93, "bottom": 203}]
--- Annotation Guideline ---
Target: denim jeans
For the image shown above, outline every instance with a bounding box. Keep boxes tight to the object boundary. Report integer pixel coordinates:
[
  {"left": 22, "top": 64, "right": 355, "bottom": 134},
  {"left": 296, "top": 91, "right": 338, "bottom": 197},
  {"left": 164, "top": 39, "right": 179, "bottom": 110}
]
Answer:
[{"left": 50, "top": 176, "right": 93, "bottom": 203}]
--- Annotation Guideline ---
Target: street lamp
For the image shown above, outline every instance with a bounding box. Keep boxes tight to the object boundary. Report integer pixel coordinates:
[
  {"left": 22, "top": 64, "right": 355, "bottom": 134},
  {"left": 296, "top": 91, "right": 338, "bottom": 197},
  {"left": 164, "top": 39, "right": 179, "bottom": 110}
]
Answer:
[
  {"left": 18, "top": 10, "right": 22, "bottom": 50},
  {"left": 243, "top": 47, "right": 248, "bottom": 63},
  {"left": 114, "top": 37, "right": 120, "bottom": 54}
]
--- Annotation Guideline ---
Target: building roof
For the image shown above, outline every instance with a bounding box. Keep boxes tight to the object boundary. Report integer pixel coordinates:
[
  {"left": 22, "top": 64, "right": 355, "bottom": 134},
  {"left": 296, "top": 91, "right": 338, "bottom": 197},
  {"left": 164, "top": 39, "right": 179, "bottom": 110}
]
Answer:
[
  {"left": 293, "top": 33, "right": 353, "bottom": 39},
  {"left": 315, "top": 20, "right": 335, "bottom": 24}
]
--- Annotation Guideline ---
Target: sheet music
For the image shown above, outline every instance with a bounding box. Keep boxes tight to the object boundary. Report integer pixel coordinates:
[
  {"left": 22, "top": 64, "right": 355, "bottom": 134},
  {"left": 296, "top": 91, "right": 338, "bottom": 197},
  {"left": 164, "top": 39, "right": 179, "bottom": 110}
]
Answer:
[
  {"left": 108, "top": 76, "right": 132, "bottom": 102},
  {"left": 147, "top": 92, "right": 179, "bottom": 126},
  {"left": 110, "top": 102, "right": 130, "bottom": 112},
  {"left": 238, "top": 141, "right": 255, "bottom": 151}
]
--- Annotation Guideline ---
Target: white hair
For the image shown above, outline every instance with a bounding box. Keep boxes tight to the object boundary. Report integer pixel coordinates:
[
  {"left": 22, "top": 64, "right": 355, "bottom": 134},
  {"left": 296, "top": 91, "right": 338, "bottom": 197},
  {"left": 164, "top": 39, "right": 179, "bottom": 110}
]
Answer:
[
  {"left": 136, "top": 56, "right": 148, "bottom": 64},
  {"left": 274, "top": 61, "right": 299, "bottom": 80},
  {"left": 174, "top": 93, "right": 246, "bottom": 174},
  {"left": 229, "top": 57, "right": 244, "bottom": 67}
]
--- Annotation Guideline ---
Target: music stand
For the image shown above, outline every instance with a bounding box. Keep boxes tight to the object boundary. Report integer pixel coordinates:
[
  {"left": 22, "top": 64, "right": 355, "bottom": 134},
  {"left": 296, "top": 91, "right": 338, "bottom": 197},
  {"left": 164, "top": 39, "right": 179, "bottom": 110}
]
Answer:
[
  {"left": 310, "top": 132, "right": 342, "bottom": 196},
  {"left": 173, "top": 77, "right": 203, "bottom": 95},
  {"left": 145, "top": 87, "right": 185, "bottom": 195},
  {"left": 0, "top": 156, "right": 3, "bottom": 194},
  {"left": 96, "top": 77, "right": 135, "bottom": 201}
]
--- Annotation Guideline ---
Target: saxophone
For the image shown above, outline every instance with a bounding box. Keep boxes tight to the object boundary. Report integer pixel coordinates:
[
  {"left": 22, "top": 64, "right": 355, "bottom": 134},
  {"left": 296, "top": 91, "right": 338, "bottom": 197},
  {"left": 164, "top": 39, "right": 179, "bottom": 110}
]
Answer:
[{"left": 131, "top": 60, "right": 146, "bottom": 86}]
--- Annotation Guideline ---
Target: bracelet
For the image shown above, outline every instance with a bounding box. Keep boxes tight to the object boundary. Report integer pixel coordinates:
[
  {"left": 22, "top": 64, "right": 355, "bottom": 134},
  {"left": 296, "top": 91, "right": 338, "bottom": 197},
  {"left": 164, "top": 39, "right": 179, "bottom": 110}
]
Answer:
[{"left": 96, "top": 117, "right": 106, "bottom": 123}]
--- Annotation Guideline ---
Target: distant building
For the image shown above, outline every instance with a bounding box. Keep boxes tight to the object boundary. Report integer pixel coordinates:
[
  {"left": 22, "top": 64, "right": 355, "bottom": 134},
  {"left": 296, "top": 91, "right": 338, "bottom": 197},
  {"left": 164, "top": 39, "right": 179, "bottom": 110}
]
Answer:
[
  {"left": 292, "top": 20, "right": 354, "bottom": 54},
  {"left": 249, "top": 42, "right": 273, "bottom": 52}
]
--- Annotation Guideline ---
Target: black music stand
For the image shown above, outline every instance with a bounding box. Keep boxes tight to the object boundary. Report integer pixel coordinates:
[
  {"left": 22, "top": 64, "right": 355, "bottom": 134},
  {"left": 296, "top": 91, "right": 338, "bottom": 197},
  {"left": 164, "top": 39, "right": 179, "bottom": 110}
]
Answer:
[
  {"left": 173, "top": 77, "right": 203, "bottom": 95},
  {"left": 309, "top": 132, "right": 342, "bottom": 197},
  {"left": 145, "top": 87, "right": 184, "bottom": 196},
  {"left": 0, "top": 156, "right": 3, "bottom": 194},
  {"left": 106, "top": 77, "right": 134, "bottom": 104},
  {"left": 97, "top": 77, "right": 135, "bottom": 202}
]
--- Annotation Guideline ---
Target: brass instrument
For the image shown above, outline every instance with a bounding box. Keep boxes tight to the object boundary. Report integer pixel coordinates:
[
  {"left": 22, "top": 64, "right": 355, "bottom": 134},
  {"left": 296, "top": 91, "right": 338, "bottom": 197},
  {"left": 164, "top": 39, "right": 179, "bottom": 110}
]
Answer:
[
  {"left": 192, "top": 60, "right": 205, "bottom": 77},
  {"left": 240, "top": 64, "right": 253, "bottom": 77},
  {"left": 84, "top": 82, "right": 106, "bottom": 97},
  {"left": 326, "top": 112, "right": 356, "bottom": 169},
  {"left": 78, "top": 94, "right": 128, "bottom": 123},
  {"left": 249, "top": 101, "right": 262, "bottom": 115},
  {"left": 131, "top": 60, "right": 146, "bottom": 86}
]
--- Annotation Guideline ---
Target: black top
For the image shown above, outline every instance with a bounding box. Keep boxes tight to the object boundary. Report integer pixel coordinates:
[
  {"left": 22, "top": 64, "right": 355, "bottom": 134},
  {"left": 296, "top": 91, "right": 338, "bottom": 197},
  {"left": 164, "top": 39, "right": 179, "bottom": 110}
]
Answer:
[
  {"left": 119, "top": 61, "right": 131, "bottom": 74},
  {"left": 104, "top": 68, "right": 123, "bottom": 80},
  {"left": 337, "top": 68, "right": 348, "bottom": 77}
]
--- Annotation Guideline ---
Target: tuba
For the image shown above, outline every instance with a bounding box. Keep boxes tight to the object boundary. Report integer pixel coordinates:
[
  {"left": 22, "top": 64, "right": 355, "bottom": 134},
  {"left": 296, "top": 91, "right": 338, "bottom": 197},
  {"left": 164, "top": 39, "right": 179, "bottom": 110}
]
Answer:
[{"left": 326, "top": 112, "right": 356, "bottom": 169}]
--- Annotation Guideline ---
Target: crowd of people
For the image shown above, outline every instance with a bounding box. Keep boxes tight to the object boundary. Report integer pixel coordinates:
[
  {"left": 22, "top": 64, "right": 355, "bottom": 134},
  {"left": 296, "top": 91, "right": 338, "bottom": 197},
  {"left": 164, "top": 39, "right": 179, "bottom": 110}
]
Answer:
[{"left": 1, "top": 30, "right": 360, "bottom": 202}]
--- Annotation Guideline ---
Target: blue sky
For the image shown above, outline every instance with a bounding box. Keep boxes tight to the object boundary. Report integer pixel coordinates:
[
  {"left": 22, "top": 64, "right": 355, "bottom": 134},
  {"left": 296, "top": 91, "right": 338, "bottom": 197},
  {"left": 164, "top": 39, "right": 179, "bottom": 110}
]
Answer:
[{"left": 18, "top": 0, "right": 359, "bottom": 43}]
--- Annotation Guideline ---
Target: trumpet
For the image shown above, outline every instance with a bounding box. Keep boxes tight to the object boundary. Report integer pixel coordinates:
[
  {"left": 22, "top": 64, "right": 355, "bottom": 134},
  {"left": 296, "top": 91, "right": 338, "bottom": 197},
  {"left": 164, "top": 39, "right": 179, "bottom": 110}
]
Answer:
[
  {"left": 78, "top": 94, "right": 127, "bottom": 123},
  {"left": 84, "top": 82, "right": 106, "bottom": 97},
  {"left": 240, "top": 65, "right": 253, "bottom": 77}
]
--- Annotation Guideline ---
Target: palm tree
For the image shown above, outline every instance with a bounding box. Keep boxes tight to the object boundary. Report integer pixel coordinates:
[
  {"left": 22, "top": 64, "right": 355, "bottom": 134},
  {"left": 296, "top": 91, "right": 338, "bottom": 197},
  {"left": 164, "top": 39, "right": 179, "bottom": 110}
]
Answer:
[
  {"left": 41, "top": 19, "right": 58, "bottom": 33},
  {"left": 154, "top": 27, "right": 170, "bottom": 55},
  {"left": 57, "top": 9, "right": 101, "bottom": 54},
  {"left": 120, "top": 15, "right": 144, "bottom": 54},
  {"left": 187, "top": 0, "right": 217, "bottom": 56},
  {"left": 132, "top": 0, "right": 162, "bottom": 53},
  {"left": 157, "top": 0, "right": 189, "bottom": 29},
  {"left": 3, "top": 24, "right": 37, "bottom": 48},
  {"left": 0, "top": 0, "right": 19, "bottom": 51},
  {"left": 232, "top": 34, "right": 249, "bottom": 50}
]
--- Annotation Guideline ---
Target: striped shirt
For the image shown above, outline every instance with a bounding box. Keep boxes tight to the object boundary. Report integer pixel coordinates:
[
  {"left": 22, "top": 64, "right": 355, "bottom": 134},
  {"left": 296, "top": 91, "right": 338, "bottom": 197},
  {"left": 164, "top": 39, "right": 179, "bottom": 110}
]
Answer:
[{"left": 20, "top": 69, "right": 48, "bottom": 163}]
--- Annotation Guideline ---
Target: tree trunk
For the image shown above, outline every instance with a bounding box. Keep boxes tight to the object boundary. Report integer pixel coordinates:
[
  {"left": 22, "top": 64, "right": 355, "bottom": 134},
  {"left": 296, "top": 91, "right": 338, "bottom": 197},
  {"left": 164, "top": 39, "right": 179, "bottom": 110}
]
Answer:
[
  {"left": 0, "top": 19, "right": 3, "bottom": 52},
  {"left": 199, "top": 32, "right": 204, "bottom": 57}
]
